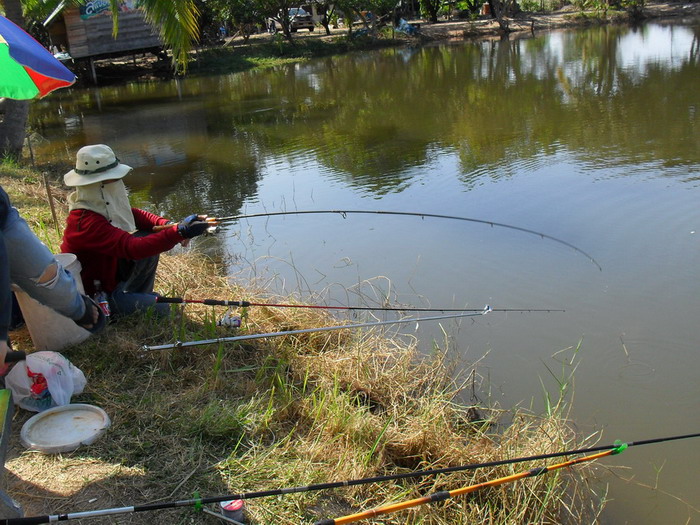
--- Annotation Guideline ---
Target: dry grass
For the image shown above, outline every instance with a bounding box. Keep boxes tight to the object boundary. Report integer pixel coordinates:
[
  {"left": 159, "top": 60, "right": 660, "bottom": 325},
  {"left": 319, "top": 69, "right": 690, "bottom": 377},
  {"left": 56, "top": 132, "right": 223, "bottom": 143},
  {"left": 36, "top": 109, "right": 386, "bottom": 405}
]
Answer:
[{"left": 2, "top": 165, "right": 605, "bottom": 524}]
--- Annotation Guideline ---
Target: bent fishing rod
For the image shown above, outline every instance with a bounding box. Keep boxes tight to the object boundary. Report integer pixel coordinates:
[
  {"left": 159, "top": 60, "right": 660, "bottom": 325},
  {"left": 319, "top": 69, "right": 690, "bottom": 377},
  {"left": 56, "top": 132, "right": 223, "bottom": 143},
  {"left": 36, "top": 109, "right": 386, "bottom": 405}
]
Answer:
[
  {"left": 156, "top": 296, "right": 564, "bottom": 314},
  {"left": 142, "top": 310, "right": 490, "bottom": 351},
  {"left": 315, "top": 446, "right": 624, "bottom": 525},
  {"left": 212, "top": 209, "right": 602, "bottom": 271},
  {"left": 4, "top": 432, "right": 699, "bottom": 524}
]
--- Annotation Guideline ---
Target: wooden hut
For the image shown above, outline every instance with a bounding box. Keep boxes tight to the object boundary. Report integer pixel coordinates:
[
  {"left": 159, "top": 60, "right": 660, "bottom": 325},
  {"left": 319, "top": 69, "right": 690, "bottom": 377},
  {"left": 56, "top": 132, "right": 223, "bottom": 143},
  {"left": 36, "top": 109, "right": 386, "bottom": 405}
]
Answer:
[{"left": 44, "top": 0, "right": 163, "bottom": 82}]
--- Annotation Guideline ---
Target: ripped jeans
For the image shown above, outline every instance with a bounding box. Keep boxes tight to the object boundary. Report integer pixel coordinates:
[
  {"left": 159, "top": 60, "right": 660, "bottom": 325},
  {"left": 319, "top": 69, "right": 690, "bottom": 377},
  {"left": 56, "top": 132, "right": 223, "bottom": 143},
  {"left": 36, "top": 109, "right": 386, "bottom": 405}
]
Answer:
[{"left": 1, "top": 189, "right": 85, "bottom": 321}]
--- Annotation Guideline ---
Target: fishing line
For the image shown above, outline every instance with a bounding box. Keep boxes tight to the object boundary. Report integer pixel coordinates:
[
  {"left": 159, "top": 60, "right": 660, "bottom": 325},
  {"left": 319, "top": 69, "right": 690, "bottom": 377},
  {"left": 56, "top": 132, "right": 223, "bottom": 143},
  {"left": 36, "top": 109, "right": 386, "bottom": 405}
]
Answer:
[
  {"left": 141, "top": 310, "right": 490, "bottom": 351},
  {"left": 213, "top": 209, "right": 602, "bottom": 271},
  {"left": 4, "top": 432, "right": 699, "bottom": 524},
  {"left": 155, "top": 296, "right": 564, "bottom": 313}
]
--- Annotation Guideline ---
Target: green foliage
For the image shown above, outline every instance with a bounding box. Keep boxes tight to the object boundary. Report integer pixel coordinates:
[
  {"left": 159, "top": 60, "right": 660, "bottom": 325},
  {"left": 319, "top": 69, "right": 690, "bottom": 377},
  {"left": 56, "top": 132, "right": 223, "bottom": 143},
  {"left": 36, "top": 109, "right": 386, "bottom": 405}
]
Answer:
[
  {"left": 453, "top": 0, "right": 483, "bottom": 15},
  {"left": 185, "top": 399, "right": 251, "bottom": 443},
  {"left": 419, "top": 0, "right": 442, "bottom": 22},
  {"left": 539, "top": 340, "right": 582, "bottom": 418},
  {"left": 1, "top": 156, "right": 20, "bottom": 170},
  {"left": 18, "top": 0, "right": 61, "bottom": 22},
  {"left": 206, "top": 0, "right": 265, "bottom": 27},
  {"left": 190, "top": 35, "right": 397, "bottom": 75},
  {"left": 137, "top": 0, "right": 200, "bottom": 71},
  {"left": 519, "top": 0, "right": 567, "bottom": 12},
  {"left": 520, "top": 0, "right": 541, "bottom": 11},
  {"left": 620, "top": 0, "right": 645, "bottom": 18}
]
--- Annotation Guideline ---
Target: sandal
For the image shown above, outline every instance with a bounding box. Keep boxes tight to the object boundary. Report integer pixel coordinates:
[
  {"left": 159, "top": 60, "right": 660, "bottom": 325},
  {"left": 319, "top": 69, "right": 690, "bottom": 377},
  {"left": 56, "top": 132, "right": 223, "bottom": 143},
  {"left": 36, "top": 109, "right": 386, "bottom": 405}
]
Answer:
[{"left": 75, "top": 295, "right": 106, "bottom": 334}]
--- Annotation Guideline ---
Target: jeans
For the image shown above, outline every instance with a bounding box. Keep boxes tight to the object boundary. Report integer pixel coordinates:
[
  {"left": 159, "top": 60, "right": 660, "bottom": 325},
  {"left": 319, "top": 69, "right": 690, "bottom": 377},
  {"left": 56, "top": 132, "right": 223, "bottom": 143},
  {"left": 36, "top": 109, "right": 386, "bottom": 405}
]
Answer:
[
  {"left": 108, "top": 235, "right": 170, "bottom": 318},
  {"left": 1, "top": 188, "right": 85, "bottom": 321}
]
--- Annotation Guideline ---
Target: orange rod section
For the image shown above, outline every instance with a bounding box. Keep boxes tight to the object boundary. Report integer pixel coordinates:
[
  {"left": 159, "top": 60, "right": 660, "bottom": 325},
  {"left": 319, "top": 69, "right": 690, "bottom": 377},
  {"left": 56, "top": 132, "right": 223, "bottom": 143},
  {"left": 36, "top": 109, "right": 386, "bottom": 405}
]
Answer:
[{"left": 329, "top": 449, "right": 615, "bottom": 525}]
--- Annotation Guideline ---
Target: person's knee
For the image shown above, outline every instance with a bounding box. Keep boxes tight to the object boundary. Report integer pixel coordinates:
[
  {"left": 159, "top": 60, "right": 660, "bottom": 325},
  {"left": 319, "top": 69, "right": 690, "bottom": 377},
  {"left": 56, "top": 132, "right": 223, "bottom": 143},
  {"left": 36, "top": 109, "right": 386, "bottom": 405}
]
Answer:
[{"left": 35, "top": 262, "right": 60, "bottom": 288}]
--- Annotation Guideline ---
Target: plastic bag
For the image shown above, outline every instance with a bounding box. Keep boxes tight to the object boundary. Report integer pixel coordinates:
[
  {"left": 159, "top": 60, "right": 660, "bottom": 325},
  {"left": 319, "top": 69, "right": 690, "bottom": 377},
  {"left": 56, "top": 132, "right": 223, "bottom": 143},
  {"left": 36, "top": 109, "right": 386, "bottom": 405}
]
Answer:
[{"left": 5, "top": 351, "right": 87, "bottom": 412}]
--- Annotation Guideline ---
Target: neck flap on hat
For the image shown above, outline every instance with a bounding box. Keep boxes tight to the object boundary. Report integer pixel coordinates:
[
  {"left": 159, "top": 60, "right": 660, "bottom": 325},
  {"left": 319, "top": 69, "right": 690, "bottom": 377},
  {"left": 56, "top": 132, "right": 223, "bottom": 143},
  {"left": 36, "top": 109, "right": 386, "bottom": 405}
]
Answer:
[{"left": 68, "top": 180, "right": 137, "bottom": 233}]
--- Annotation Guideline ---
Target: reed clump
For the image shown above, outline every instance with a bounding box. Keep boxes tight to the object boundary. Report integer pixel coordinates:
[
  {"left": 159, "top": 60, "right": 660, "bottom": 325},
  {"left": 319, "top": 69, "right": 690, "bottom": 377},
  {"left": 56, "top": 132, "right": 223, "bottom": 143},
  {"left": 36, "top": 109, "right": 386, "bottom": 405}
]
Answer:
[{"left": 1, "top": 165, "right": 604, "bottom": 524}]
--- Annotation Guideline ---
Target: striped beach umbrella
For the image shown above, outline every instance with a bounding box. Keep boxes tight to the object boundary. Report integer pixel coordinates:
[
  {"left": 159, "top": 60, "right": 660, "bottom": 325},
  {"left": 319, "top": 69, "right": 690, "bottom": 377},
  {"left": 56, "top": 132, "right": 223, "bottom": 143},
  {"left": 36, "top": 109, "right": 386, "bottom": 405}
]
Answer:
[{"left": 0, "top": 14, "right": 75, "bottom": 99}]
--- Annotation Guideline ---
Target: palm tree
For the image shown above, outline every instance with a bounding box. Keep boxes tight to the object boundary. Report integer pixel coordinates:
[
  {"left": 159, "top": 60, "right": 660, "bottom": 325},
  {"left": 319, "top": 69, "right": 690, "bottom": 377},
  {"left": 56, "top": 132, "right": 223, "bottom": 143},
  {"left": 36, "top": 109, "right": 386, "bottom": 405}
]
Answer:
[{"left": 0, "top": 0, "right": 200, "bottom": 160}]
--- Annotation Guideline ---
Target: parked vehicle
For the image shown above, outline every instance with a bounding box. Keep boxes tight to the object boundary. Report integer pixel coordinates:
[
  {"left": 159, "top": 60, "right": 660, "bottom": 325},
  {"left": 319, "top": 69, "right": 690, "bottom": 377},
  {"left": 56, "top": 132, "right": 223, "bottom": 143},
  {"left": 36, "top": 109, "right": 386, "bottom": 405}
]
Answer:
[{"left": 267, "top": 8, "right": 315, "bottom": 33}]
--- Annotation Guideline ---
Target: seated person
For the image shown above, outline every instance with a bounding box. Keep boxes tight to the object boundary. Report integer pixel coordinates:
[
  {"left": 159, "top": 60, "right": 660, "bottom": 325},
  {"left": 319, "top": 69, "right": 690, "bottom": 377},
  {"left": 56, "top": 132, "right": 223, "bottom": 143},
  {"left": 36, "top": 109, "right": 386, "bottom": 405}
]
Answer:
[
  {"left": 1, "top": 186, "right": 103, "bottom": 364},
  {"left": 60, "top": 144, "right": 213, "bottom": 318}
]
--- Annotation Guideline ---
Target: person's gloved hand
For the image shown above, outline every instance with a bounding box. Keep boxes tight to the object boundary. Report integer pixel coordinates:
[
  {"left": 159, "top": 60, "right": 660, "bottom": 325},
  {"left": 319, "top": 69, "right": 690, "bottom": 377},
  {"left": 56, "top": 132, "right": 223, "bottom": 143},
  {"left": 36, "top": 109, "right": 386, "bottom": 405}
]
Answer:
[{"left": 177, "top": 214, "right": 210, "bottom": 239}]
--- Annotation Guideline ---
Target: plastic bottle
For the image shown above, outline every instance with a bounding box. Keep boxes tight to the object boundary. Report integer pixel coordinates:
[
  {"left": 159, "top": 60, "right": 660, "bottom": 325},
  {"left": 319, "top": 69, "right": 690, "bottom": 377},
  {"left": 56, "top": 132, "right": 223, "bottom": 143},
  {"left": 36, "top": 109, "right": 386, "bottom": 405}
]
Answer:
[{"left": 93, "top": 280, "right": 111, "bottom": 317}]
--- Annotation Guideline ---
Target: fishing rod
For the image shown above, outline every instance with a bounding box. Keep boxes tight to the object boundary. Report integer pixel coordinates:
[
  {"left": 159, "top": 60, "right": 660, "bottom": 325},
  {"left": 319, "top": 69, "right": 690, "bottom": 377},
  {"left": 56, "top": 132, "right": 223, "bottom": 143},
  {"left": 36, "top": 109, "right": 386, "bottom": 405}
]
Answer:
[
  {"left": 142, "top": 310, "right": 490, "bottom": 351},
  {"left": 315, "top": 447, "right": 624, "bottom": 525},
  {"left": 4, "top": 432, "right": 700, "bottom": 524},
  {"left": 212, "top": 209, "right": 602, "bottom": 271},
  {"left": 156, "top": 296, "right": 564, "bottom": 314}
]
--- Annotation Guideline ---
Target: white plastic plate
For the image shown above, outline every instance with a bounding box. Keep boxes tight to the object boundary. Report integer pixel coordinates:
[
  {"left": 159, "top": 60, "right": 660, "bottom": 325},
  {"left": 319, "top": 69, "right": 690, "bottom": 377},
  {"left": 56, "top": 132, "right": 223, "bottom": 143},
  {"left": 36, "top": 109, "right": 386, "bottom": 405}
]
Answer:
[{"left": 20, "top": 403, "right": 110, "bottom": 453}]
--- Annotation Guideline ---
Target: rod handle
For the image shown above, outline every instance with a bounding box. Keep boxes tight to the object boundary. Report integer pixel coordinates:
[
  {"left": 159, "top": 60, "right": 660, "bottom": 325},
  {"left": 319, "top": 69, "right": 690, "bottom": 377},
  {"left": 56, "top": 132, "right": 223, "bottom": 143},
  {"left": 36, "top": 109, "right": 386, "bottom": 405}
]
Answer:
[
  {"left": 156, "top": 297, "right": 184, "bottom": 304},
  {"left": 152, "top": 224, "right": 175, "bottom": 232},
  {"left": 1, "top": 516, "right": 50, "bottom": 524},
  {"left": 202, "top": 299, "right": 249, "bottom": 307}
]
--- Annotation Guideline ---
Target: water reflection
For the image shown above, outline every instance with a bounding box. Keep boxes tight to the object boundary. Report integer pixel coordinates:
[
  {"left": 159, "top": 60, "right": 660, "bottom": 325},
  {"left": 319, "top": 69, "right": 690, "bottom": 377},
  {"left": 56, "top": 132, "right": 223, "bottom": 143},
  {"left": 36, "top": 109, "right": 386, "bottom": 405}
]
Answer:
[{"left": 30, "top": 23, "right": 700, "bottom": 216}]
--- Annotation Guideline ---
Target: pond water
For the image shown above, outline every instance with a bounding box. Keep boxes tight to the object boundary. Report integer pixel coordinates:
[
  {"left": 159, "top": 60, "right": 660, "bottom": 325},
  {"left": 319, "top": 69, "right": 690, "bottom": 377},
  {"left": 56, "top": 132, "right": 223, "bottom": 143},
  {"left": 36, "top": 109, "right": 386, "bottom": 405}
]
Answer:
[{"left": 29, "top": 21, "right": 700, "bottom": 523}]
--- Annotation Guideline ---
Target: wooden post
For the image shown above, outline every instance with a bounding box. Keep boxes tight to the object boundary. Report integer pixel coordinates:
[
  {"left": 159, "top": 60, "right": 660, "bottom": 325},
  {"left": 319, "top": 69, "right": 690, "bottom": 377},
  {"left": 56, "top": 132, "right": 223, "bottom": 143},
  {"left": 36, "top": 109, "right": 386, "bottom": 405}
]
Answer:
[
  {"left": 89, "top": 57, "right": 97, "bottom": 84},
  {"left": 43, "top": 173, "right": 61, "bottom": 237}
]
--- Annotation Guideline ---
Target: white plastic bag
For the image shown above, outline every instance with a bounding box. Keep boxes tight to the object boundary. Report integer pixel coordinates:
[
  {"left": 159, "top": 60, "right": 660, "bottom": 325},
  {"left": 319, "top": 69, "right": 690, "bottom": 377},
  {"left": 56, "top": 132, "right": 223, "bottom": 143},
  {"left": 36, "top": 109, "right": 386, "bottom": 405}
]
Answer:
[{"left": 5, "top": 351, "right": 87, "bottom": 412}]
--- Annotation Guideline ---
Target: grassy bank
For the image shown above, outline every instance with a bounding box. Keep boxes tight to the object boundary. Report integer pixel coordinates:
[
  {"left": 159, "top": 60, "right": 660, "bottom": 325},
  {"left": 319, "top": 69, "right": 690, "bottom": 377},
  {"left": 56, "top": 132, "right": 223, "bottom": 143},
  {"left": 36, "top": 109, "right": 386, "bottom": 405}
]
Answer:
[
  {"left": 92, "top": 29, "right": 410, "bottom": 83},
  {"left": 190, "top": 33, "right": 405, "bottom": 76},
  {"left": 1, "top": 163, "right": 604, "bottom": 523}
]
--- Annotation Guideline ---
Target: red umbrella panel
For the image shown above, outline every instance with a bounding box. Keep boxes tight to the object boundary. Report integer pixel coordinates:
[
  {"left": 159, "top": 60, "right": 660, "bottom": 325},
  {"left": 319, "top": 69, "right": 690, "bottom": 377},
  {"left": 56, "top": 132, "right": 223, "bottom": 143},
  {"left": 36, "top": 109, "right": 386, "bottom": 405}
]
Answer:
[{"left": 0, "top": 14, "right": 76, "bottom": 99}]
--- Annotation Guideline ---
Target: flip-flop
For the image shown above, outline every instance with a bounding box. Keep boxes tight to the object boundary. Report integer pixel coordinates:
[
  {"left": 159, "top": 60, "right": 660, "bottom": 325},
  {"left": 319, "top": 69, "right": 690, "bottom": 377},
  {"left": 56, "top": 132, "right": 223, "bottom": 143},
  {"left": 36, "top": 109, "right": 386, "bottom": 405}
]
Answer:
[{"left": 75, "top": 295, "right": 106, "bottom": 334}]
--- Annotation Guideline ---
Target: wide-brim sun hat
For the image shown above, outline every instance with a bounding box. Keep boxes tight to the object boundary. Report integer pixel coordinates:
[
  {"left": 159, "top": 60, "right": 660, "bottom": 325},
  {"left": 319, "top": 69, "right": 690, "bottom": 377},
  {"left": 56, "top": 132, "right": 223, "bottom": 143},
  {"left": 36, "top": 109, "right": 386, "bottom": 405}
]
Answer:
[{"left": 64, "top": 144, "right": 132, "bottom": 187}]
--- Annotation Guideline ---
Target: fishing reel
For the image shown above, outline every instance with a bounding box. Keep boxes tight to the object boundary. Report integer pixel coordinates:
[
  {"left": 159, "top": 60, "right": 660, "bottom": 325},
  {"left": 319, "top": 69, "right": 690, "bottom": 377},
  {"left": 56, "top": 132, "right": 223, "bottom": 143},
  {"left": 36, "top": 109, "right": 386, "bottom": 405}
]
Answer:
[{"left": 217, "top": 308, "right": 241, "bottom": 328}]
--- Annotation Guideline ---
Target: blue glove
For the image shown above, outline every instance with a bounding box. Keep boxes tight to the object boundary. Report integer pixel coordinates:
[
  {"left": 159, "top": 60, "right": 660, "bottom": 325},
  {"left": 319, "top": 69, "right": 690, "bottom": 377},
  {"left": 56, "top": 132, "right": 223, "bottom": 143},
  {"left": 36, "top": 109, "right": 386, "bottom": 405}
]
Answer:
[{"left": 177, "top": 214, "right": 209, "bottom": 239}]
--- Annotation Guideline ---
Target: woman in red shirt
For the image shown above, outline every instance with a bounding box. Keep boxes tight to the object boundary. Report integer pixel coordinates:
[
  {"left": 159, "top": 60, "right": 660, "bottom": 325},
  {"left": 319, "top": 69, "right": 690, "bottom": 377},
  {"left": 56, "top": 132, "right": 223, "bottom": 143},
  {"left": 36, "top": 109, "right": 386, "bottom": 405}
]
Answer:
[{"left": 61, "top": 145, "right": 213, "bottom": 318}]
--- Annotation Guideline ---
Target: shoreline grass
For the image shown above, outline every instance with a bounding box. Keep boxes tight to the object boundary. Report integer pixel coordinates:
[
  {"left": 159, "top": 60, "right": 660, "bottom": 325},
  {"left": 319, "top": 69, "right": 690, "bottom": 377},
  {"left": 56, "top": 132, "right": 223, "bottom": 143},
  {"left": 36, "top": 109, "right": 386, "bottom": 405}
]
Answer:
[{"left": 1, "top": 163, "right": 604, "bottom": 523}]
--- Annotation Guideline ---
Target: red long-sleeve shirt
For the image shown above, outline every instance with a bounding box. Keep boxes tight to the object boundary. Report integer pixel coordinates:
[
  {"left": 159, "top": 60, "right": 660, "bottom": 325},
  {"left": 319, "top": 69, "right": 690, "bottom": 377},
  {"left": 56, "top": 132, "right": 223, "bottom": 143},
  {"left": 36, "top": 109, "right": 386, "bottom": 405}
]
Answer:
[{"left": 61, "top": 208, "right": 183, "bottom": 295}]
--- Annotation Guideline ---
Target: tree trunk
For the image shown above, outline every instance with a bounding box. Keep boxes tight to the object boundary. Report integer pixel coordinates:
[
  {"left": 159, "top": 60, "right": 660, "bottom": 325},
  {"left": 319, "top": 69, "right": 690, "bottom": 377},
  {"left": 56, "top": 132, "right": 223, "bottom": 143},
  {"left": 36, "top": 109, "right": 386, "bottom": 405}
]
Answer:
[
  {"left": 3, "top": 0, "right": 24, "bottom": 23},
  {"left": 489, "top": 0, "right": 512, "bottom": 32},
  {"left": 0, "top": 100, "right": 30, "bottom": 161},
  {"left": 0, "top": 0, "right": 31, "bottom": 161}
]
